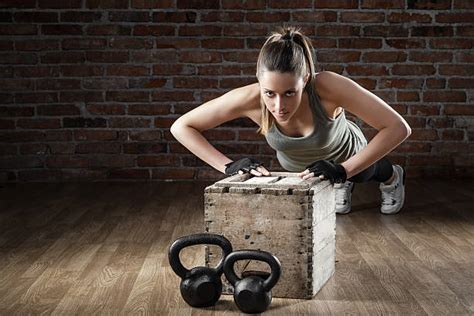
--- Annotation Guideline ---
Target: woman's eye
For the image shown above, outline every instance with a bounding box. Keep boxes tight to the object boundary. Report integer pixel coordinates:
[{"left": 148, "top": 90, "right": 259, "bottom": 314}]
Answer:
[{"left": 265, "top": 91, "right": 273, "bottom": 97}]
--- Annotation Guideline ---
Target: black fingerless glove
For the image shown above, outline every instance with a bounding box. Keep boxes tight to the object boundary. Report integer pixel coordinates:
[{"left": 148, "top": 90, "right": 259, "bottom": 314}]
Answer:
[
  {"left": 305, "top": 160, "right": 347, "bottom": 184},
  {"left": 225, "top": 158, "right": 263, "bottom": 175}
]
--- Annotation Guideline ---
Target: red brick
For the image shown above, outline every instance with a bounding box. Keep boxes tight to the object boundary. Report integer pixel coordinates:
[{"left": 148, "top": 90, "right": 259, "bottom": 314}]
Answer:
[
  {"left": 341, "top": 12, "right": 385, "bottom": 23},
  {"left": 131, "top": 51, "right": 177, "bottom": 63},
  {"left": 152, "top": 168, "right": 195, "bottom": 180},
  {"left": 17, "top": 118, "right": 61, "bottom": 129},
  {"left": 0, "top": 25, "right": 37, "bottom": 35},
  {"left": 315, "top": 0, "right": 358, "bottom": 8},
  {"left": 453, "top": 0, "right": 474, "bottom": 9},
  {"left": 106, "top": 91, "right": 150, "bottom": 103},
  {"left": 18, "top": 170, "right": 60, "bottom": 182},
  {"left": 0, "top": 144, "right": 17, "bottom": 155},
  {"left": 41, "top": 52, "right": 85, "bottom": 64},
  {"left": 74, "top": 130, "right": 119, "bottom": 141},
  {"left": 61, "top": 91, "right": 103, "bottom": 103},
  {"left": 410, "top": 129, "right": 439, "bottom": 141},
  {"left": 292, "top": 11, "right": 337, "bottom": 23},
  {"left": 222, "top": 0, "right": 266, "bottom": 9},
  {"left": 129, "top": 130, "right": 163, "bottom": 141},
  {"left": 0, "top": 41, "right": 13, "bottom": 50},
  {"left": 346, "top": 65, "right": 388, "bottom": 76},
  {"left": 0, "top": 131, "right": 44, "bottom": 142},
  {"left": 154, "top": 117, "right": 177, "bottom": 128},
  {"left": 362, "top": 0, "right": 404, "bottom": 8},
  {"left": 409, "top": 155, "right": 452, "bottom": 167},
  {"left": 379, "top": 78, "right": 423, "bottom": 89},
  {"left": 202, "top": 38, "right": 245, "bottom": 49},
  {"left": 0, "top": 156, "right": 43, "bottom": 169},
  {"left": 62, "top": 38, "right": 108, "bottom": 50},
  {"left": 0, "top": 79, "right": 34, "bottom": 91},
  {"left": 76, "top": 142, "right": 121, "bottom": 154},
  {"left": 14, "top": 12, "right": 58, "bottom": 23},
  {"left": 133, "top": 25, "right": 175, "bottom": 36},
  {"left": 108, "top": 169, "right": 150, "bottom": 180},
  {"left": 412, "top": 26, "right": 454, "bottom": 37},
  {"left": 61, "top": 65, "right": 104, "bottom": 77},
  {"left": 0, "top": 53, "right": 37, "bottom": 64},
  {"left": 152, "top": 91, "right": 195, "bottom": 102},
  {"left": 317, "top": 25, "right": 360, "bottom": 37},
  {"left": 179, "top": 51, "right": 222, "bottom": 63},
  {"left": 179, "top": 25, "right": 221, "bottom": 37},
  {"left": 174, "top": 77, "right": 218, "bottom": 89},
  {"left": 442, "top": 129, "right": 465, "bottom": 141},
  {"left": 318, "top": 51, "right": 361, "bottom": 63},
  {"left": 436, "top": 12, "right": 474, "bottom": 23},
  {"left": 110, "top": 38, "right": 153, "bottom": 49},
  {"left": 153, "top": 64, "right": 195, "bottom": 76},
  {"left": 339, "top": 38, "right": 382, "bottom": 49},
  {"left": 426, "top": 78, "right": 446, "bottom": 89},
  {"left": 431, "top": 39, "right": 474, "bottom": 49},
  {"left": 423, "top": 91, "right": 466, "bottom": 103},
  {"left": 0, "top": 0, "right": 36, "bottom": 8},
  {"left": 45, "top": 130, "right": 73, "bottom": 141},
  {"left": 42, "top": 25, "right": 83, "bottom": 35},
  {"left": 137, "top": 155, "right": 179, "bottom": 167},
  {"left": 86, "top": 104, "right": 126, "bottom": 115},
  {"left": 448, "top": 78, "right": 474, "bottom": 89},
  {"left": 409, "top": 51, "right": 452, "bottom": 63},
  {"left": 86, "top": 51, "right": 129, "bottom": 63},
  {"left": 83, "top": 78, "right": 128, "bottom": 90},
  {"left": 220, "top": 77, "right": 257, "bottom": 89},
  {"left": 445, "top": 104, "right": 474, "bottom": 115},
  {"left": 201, "top": 11, "right": 243, "bottom": 22},
  {"left": 397, "top": 91, "right": 420, "bottom": 102},
  {"left": 202, "top": 129, "right": 235, "bottom": 141},
  {"left": 129, "top": 104, "right": 170, "bottom": 115},
  {"left": 223, "top": 24, "right": 268, "bottom": 36},
  {"left": 156, "top": 38, "right": 200, "bottom": 49},
  {"left": 172, "top": 104, "right": 196, "bottom": 115},
  {"left": 132, "top": 0, "right": 174, "bottom": 8},
  {"left": 386, "top": 39, "right": 426, "bottom": 49},
  {"left": 388, "top": 12, "right": 432, "bottom": 23},
  {"left": 87, "top": 0, "right": 129, "bottom": 8},
  {"left": 410, "top": 105, "right": 440, "bottom": 116},
  {"left": 46, "top": 156, "right": 90, "bottom": 168},
  {"left": 392, "top": 64, "right": 436, "bottom": 76},
  {"left": 364, "top": 25, "right": 409, "bottom": 37},
  {"left": 16, "top": 92, "right": 58, "bottom": 104},
  {"left": 196, "top": 168, "right": 225, "bottom": 181},
  {"left": 37, "top": 79, "right": 81, "bottom": 90},
  {"left": 457, "top": 26, "right": 474, "bottom": 37},
  {"left": 63, "top": 117, "right": 107, "bottom": 128},
  {"left": 439, "top": 65, "right": 474, "bottom": 76},
  {"left": 238, "top": 130, "right": 265, "bottom": 141},
  {"left": 109, "top": 117, "right": 151, "bottom": 128},
  {"left": 246, "top": 12, "right": 290, "bottom": 22},
  {"left": 15, "top": 66, "right": 61, "bottom": 77},
  {"left": 0, "top": 106, "right": 34, "bottom": 117},
  {"left": 408, "top": 0, "right": 451, "bottom": 9},
  {"left": 401, "top": 116, "right": 425, "bottom": 128},
  {"left": 177, "top": 0, "right": 218, "bottom": 9},
  {"left": 39, "top": 0, "right": 82, "bottom": 8},
  {"left": 153, "top": 11, "right": 196, "bottom": 23},
  {"left": 37, "top": 104, "right": 81, "bottom": 116},
  {"left": 61, "top": 11, "right": 103, "bottom": 22},
  {"left": 397, "top": 142, "right": 431, "bottom": 153},
  {"left": 0, "top": 119, "right": 15, "bottom": 129},
  {"left": 432, "top": 142, "right": 474, "bottom": 153},
  {"left": 123, "top": 142, "right": 167, "bottom": 154}
]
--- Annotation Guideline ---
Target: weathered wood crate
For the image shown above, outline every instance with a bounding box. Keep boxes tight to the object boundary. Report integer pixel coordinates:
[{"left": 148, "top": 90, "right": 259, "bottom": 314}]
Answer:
[{"left": 204, "top": 172, "right": 336, "bottom": 299}]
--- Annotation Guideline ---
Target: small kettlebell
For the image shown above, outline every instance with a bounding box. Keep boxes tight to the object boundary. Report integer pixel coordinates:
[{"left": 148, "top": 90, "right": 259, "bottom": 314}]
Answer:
[
  {"left": 223, "top": 250, "right": 281, "bottom": 314},
  {"left": 168, "top": 233, "right": 232, "bottom": 307}
]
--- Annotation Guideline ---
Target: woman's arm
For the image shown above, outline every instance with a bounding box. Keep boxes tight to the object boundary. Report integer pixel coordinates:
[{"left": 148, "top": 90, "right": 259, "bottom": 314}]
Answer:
[
  {"left": 170, "top": 83, "right": 267, "bottom": 175},
  {"left": 314, "top": 71, "right": 412, "bottom": 179}
]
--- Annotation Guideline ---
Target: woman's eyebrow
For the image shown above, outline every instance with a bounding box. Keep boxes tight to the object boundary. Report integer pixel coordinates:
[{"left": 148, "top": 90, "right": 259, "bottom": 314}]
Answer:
[{"left": 263, "top": 88, "right": 296, "bottom": 92}]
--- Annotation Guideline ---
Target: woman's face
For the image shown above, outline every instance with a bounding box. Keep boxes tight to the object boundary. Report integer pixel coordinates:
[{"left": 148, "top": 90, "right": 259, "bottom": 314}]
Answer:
[{"left": 258, "top": 71, "right": 308, "bottom": 123}]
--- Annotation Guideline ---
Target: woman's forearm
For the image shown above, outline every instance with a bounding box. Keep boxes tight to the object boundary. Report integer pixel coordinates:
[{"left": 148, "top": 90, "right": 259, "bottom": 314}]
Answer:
[
  {"left": 341, "top": 123, "right": 411, "bottom": 178},
  {"left": 171, "top": 122, "right": 232, "bottom": 174}
]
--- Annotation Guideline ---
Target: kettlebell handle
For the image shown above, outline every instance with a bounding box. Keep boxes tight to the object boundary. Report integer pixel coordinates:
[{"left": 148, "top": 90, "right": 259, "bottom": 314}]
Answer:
[
  {"left": 168, "top": 233, "right": 233, "bottom": 279},
  {"left": 223, "top": 250, "right": 281, "bottom": 292}
]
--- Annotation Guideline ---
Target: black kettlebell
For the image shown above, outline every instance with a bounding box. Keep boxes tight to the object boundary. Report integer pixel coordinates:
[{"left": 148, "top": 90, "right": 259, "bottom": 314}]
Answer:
[
  {"left": 223, "top": 250, "right": 281, "bottom": 314},
  {"left": 168, "top": 233, "right": 233, "bottom": 307}
]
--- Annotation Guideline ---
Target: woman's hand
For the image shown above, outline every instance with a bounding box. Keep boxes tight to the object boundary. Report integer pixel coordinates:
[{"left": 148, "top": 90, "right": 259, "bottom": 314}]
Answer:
[
  {"left": 225, "top": 158, "right": 271, "bottom": 177},
  {"left": 298, "top": 160, "right": 347, "bottom": 183}
]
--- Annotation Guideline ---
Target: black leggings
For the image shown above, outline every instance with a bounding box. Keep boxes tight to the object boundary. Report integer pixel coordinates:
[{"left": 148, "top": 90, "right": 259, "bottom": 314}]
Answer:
[{"left": 347, "top": 157, "right": 394, "bottom": 183}]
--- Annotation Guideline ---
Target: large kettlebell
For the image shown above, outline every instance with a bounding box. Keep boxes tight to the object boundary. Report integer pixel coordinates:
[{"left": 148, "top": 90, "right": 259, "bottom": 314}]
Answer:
[
  {"left": 168, "top": 233, "right": 232, "bottom": 307},
  {"left": 223, "top": 250, "right": 281, "bottom": 314}
]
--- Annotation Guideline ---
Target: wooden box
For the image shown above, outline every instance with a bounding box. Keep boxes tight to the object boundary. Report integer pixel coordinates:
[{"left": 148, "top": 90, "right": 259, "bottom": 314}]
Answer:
[{"left": 204, "top": 172, "right": 336, "bottom": 299}]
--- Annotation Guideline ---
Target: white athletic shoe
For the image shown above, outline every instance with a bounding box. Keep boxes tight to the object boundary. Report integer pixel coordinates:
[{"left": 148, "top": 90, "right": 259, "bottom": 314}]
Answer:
[
  {"left": 379, "top": 165, "right": 406, "bottom": 215},
  {"left": 334, "top": 181, "right": 354, "bottom": 214}
]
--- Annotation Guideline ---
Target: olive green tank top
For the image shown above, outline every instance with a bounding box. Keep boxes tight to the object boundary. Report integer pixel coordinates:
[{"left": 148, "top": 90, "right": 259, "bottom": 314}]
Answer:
[{"left": 265, "top": 83, "right": 368, "bottom": 172}]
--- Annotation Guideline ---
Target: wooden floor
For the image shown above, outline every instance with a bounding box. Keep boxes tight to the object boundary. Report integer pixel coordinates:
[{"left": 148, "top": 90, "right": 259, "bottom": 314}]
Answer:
[{"left": 0, "top": 179, "right": 473, "bottom": 315}]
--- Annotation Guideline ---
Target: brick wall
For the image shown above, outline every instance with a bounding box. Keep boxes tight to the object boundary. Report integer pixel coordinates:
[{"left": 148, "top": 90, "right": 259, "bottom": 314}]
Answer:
[{"left": 0, "top": 0, "right": 473, "bottom": 183}]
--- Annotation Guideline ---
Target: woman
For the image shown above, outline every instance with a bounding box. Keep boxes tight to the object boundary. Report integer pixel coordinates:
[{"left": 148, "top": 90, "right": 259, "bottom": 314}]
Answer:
[{"left": 171, "top": 26, "right": 411, "bottom": 215}]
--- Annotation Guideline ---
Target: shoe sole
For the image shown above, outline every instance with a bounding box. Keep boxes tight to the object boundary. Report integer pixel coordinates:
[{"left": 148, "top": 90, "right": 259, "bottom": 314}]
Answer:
[
  {"left": 335, "top": 182, "right": 354, "bottom": 215},
  {"left": 381, "top": 165, "right": 405, "bottom": 215}
]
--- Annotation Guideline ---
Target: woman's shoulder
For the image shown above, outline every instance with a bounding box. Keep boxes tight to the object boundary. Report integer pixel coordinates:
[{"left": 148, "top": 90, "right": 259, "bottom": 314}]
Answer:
[{"left": 313, "top": 71, "right": 343, "bottom": 118}]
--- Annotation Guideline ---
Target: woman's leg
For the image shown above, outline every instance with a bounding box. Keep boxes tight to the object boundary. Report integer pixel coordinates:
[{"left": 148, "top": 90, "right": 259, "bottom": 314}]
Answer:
[{"left": 347, "top": 157, "right": 394, "bottom": 183}]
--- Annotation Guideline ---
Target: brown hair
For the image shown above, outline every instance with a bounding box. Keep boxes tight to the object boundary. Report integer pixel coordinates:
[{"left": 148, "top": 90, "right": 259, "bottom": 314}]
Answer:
[{"left": 256, "top": 25, "right": 318, "bottom": 135}]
